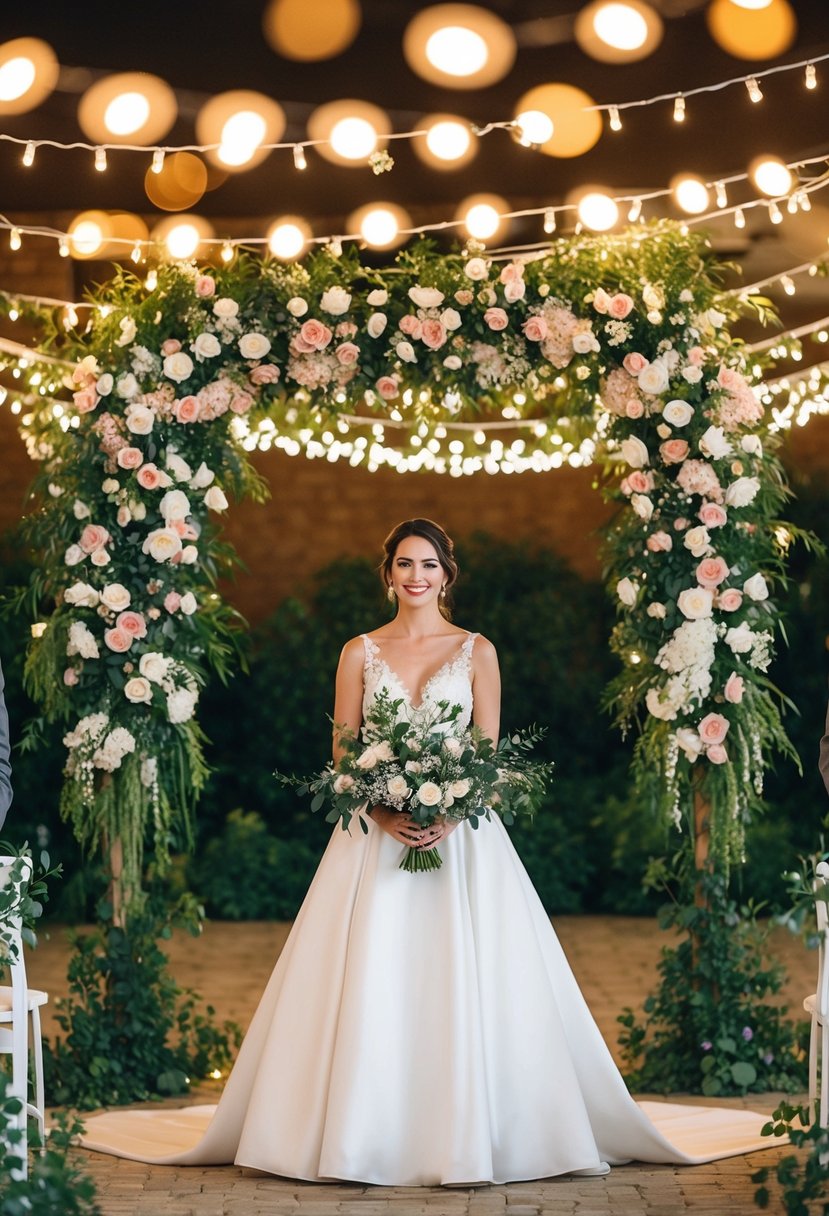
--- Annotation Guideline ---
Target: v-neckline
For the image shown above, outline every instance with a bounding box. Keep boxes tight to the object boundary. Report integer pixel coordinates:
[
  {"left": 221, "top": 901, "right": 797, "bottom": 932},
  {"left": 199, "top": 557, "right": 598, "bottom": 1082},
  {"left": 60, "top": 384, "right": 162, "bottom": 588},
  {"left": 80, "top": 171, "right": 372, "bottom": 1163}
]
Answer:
[{"left": 366, "top": 634, "right": 472, "bottom": 711}]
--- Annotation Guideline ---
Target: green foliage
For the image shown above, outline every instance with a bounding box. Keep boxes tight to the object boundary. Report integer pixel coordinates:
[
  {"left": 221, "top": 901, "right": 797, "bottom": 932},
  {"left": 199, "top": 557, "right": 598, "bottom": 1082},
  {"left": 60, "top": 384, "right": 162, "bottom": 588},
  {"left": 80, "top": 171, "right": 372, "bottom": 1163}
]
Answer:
[
  {"left": 752, "top": 1101, "right": 829, "bottom": 1215},
  {"left": 618, "top": 861, "right": 806, "bottom": 1095},
  {"left": 0, "top": 1090, "right": 100, "bottom": 1216},
  {"left": 44, "top": 892, "right": 242, "bottom": 1109}
]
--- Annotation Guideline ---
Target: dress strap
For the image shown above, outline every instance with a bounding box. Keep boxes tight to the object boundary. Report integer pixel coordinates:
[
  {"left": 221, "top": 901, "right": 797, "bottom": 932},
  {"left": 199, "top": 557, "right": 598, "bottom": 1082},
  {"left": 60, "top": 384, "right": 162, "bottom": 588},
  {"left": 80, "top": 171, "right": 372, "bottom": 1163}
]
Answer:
[
  {"left": 462, "top": 632, "right": 478, "bottom": 658},
  {"left": 361, "top": 634, "right": 381, "bottom": 669}
]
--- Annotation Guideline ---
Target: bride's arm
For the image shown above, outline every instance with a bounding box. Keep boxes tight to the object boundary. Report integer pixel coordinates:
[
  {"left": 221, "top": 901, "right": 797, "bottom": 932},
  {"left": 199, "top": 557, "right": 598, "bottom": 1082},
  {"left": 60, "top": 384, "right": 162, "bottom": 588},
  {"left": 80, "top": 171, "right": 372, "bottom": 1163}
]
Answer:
[
  {"left": 471, "top": 636, "right": 501, "bottom": 742},
  {"left": 332, "top": 637, "right": 366, "bottom": 764}
]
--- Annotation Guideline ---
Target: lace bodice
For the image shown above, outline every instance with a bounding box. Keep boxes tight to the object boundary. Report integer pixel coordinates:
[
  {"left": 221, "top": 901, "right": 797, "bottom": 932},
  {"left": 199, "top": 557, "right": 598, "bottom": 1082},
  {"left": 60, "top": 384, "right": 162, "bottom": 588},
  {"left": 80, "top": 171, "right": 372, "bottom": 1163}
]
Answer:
[{"left": 361, "top": 633, "right": 477, "bottom": 731}]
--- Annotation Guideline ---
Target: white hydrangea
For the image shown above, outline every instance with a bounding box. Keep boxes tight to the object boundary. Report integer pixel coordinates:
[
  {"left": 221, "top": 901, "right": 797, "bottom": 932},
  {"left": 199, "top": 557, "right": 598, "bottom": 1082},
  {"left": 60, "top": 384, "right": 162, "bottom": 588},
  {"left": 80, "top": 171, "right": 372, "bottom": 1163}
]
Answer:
[
  {"left": 63, "top": 712, "right": 109, "bottom": 749},
  {"left": 92, "top": 727, "right": 136, "bottom": 772},
  {"left": 66, "top": 620, "right": 100, "bottom": 659},
  {"left": 167, "top": 687, "right": 199, "bottom": 724}
]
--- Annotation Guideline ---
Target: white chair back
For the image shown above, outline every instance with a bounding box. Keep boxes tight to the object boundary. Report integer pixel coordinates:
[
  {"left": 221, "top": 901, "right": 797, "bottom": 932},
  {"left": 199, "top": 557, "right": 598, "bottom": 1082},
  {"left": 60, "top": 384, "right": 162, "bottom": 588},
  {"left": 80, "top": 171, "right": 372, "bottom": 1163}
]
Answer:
[
  {"left": 0, "top": 854, "right": 33, "bottom": 1176},
  {"left": 816, "top": 861, "right": 829, "bottom": 1020}
]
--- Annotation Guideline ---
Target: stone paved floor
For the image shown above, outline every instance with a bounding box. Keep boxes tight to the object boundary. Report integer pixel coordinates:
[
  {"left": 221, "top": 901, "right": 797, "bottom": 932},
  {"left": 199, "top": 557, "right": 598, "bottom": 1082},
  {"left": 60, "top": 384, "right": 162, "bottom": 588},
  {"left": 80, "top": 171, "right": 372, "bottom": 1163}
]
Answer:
[{"left": 26, "top": 917, "right": 819, "bottom": 1216}]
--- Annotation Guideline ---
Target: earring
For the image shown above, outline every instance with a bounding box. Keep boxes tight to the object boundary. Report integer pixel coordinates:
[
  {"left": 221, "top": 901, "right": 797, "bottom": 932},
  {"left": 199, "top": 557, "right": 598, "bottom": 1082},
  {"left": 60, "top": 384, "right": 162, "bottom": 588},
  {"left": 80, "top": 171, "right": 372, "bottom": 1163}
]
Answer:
[
  {"left": 387, "top": 585, "right": 396, "bottom": 602},
  {"left": 440, "top": 585, "right": 447, "bottom": 599}
]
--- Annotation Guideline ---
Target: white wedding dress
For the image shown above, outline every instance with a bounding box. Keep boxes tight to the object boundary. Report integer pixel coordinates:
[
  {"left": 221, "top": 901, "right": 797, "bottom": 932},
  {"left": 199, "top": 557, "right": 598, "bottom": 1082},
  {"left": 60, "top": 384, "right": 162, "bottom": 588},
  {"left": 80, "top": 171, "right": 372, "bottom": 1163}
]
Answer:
[{"left": 80, "top": 632, "right": 772, "bottom": 1185}]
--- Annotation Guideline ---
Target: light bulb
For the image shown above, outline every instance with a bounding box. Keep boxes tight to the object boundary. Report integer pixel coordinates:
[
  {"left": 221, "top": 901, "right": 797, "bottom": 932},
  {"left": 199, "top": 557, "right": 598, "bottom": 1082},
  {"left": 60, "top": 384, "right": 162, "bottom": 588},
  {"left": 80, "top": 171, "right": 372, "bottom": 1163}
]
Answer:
[
  {"left": 805, "top": 63, "right": 817, "bottom": 89},
  {"left": 745, "top": 77, "right": 763, "bottom": 103},
  {"left": 165, "top": 223, "right": 201, "bottom": 258},
  {"left": 69, "top": 220, "right": 103, "bottom": 256},
  {"left": 425, "top": 119, "right": 471, "bottom": 162},
  {"left": 627, "top": 198, "right": 642, "bottom": 221},
  {"left": 104, "top": 91, "right": 151, "bottom": 136},
  {"left": 750, "top": 156, "right": 793, "bottom": 196},
  {"left": 425, "top": 26, "right": 488, "bottom": 76},
  {"left": 608, "top": 105, "right": 622, "bottom": 131},
  {"left": 577, "top": 191, "right": 619, "bottom": 231},
  {"left": 329, "top": 116, "right": 377, "bottom": 159},
  {"left": 543, "top": 208, "right": 556, "bottom": 233},
  {"left": 0, "top": 56, "right": 35, "bottom": 103},
  {"left": 715, "top": 181, "right": 728, "bottom": 208},
  {"left": 673, "top": 96, "right": 685, "bottom": 122},
  {"left": 131, "top": 243, "right": 142, "bottom": 263},
  {"left": 514, "top": 109, "right": 553, "bottom": 146},
  {"left": 592, "top": 2, "right": 649, "bottom": 51},
  {"left": 672, "top": 174, "right": 710, "bottom": 215},
  {"left": 221, "top": 241, "right": 234, "bottom": 263},
  {"left": 358, "top": 207, "right": 400, "bottom": 248},
  {"left": 768, "top": 200, "right": 783, "bottom": 223},
  {"left": 267, "top": 218, "right": 308, "bottom": 259},
  {"left": 151, "top": 149, "right": 165, "bottom": 173},
  {"left": 218, "top": 111, "right": 267, "bottom": 167},
  {"left": 94, "top": 146, "right": 107, "bottom": 172},
  {"left": 9, "top": 227, "right": 22, "bottom": 251},
  {"left": 22, "top": 140, "right": 35, "bottom": 166},
  {"left": 734, "top": 207, "right": 746, "bottom": 229},
  {"left": 293, "top": 144, "right": 307, "bottom": 170},
  {"left": 463, "top": 202, "right": 501, "bottom": 240}
]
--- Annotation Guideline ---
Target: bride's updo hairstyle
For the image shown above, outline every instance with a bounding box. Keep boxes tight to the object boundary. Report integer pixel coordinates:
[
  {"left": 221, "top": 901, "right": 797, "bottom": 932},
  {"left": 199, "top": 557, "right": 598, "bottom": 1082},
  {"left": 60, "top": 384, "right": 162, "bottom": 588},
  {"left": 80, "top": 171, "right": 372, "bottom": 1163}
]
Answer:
[{"left": 381, "top": 518, "right": 459, "bottom": 619}]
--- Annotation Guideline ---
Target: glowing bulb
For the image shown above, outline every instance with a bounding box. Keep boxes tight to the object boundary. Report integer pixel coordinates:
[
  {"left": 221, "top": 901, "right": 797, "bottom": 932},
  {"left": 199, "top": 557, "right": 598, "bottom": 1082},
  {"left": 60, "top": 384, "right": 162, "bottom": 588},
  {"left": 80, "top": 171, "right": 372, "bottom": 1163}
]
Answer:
[
  {"left": 22, "top": 140, "right": 35, "bottom": 167},
  {"left": 424, "top": 120, "right": 471, "bottom": 162},
  {"left": 734, "top": 207, "right": 745, "bottom": 228},
  {"left": 715, "top": 181, "right": 728, "bottom": 207},
  {"left": 358, "top": 207, "right": 400, "bottom": 248},
  {"left": 329, "top": 116, "right": 377, "bottom": 159},
  {"left": 94, "top": 146, "right": 107, "bottom": 172},
  {"left": 673, "top": 95, "right": 685, "bottom": 122},
  {"left": 58, "top": 237, "right": 69, "bottom": 257},
  {"left": 543, "top": 208, "right": 556, "bottom": 233},
  {"left": 751, "top": 156, "right": 793, "bottom": 196},
  {"left": 104, "top": 91, "right": 151, "bottom": 136},
  {"left": 608, "top": 105, "right": 622, "bottom": 131},
  {"left": 672, "top": 174, "right": 710, "bottom": 215},
  {"left": 69, "top": 220, "right": 103, "bottom": 255},
  {"left": 805, "top": 64, "right": 817, "bottom": 90},
  {"left": 221, "top": 241, "right": 234, "bottom": 263},
  {"left": 592, "top": 2, "right": 649, "bottom": 51},
  {"left": 463, "top": 202, "right": 501, "bottom": 240},
  {"left": 145, "top": 269, "right": 158, "bottom": 291},
  {"left": 267, "top": 219, "right": 308, "bottom": 259},
  {"left": 768, "top": 200, "right": 783, "bottom": 224},
  {"left": 151, "top": 148, "right": 165, "bottom": 173},
  {"left": 165, "top": 223, "right": 201, "bottom": 258},
  {"left": 745, "top": 76, "right": 763, "bottom": 103},
  {"left": 514, "top": 109, "right": 554, "bottom": 146},
  {"left": 425, "top": 26, "right": 488, "bottom": 76},
  {"left": 729, "top": 0, "right": 772, "bottom": 8},
  {"left": 780, "top": 275, "right": 795, "bottom": 295},
  {"left": 9, "top": 227, "right": 21, "bottom": 251},
  {"left": 293, "top": 144, "right": 307, "bottom": 170},
  {"left": 577, "top": 191, "right": 619, "bottom": 231},
  {"left": 131, "top": 242, "right": 142, "bottom": 263},
  {"left": 218, "top": 111, "right": 267, "bottom": 166},
  {"left": 627, "top": 198, "right": 642, "bottom": 221},
  {"left": 0, "top": 57, "right": 35, "bottom": 103}
]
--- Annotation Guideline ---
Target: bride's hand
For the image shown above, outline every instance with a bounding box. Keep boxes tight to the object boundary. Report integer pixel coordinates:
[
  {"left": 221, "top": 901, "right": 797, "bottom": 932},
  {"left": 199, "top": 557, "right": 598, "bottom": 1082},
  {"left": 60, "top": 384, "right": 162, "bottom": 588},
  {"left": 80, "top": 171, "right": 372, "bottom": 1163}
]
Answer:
[
  {"left": 414, "top": 816, "right": 459, "bottom": 849},
  {"left": 369, "top": 808, "right": 426, "bottom": 845}
]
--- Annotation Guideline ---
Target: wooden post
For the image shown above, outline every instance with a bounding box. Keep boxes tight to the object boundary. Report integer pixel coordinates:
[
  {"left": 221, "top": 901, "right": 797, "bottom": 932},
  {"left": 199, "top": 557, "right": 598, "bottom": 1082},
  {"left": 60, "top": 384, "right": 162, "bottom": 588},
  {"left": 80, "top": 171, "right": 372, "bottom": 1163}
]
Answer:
[
  {"left": 693, "top": 780, "right": 711, "bottom": 906},
  {"left": 108, "top": 835, "right": 125, "bottom": 929}
]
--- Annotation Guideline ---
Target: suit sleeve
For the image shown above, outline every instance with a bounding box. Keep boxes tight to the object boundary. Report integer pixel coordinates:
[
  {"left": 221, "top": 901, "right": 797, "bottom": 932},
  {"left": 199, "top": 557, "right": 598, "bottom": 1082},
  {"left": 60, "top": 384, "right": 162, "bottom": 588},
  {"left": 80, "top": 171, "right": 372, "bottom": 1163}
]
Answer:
[
  {"left": 820, "top": 700, "right": 829, "bottom": 799},
  {"left": 0, "top": 660, "right": 12, "bottom": 832}
]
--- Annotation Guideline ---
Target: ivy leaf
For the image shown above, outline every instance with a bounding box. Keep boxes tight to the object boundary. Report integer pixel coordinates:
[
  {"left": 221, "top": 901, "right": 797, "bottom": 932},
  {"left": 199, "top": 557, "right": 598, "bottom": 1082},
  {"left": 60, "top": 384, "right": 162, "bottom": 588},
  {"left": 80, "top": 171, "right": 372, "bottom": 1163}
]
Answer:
[{"left": 730, "top": 1061, "right": 757, "bottom": 1088}]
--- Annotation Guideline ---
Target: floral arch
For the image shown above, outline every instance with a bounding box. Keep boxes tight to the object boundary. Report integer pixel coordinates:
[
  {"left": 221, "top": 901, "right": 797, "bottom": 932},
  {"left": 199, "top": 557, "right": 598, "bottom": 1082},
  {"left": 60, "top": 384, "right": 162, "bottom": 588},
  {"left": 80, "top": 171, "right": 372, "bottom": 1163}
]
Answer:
[{"left": 15, "top": 220, "right": 795, "bottom": 912}]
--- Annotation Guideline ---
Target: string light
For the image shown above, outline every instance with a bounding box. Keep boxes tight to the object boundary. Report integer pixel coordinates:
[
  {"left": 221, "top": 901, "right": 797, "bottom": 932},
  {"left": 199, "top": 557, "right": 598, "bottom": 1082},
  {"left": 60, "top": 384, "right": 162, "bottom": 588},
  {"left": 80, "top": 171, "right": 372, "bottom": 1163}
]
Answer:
[
  {"left": 673, "top": 96, "right": 685, "bottom": 122},
  {"left": 715, "top": 181, "right": 728, "bottom": 207},
  {"left": 94, "top": 146, "right": 107, "bottom": 171},
  {"left": 58, "top": 237, "right": 69, "bottom": 257},
  {"left": 292, "top": 144, "right": 307, "bottom": 170},
  {"left": 221, "top": 241, "right": 234, "bottom": 263},
  {"left": 608, "top": 105, "right": 622, "bottom": 132},
  {"left": 543, "top": 207, "right": 556, "bottom": 234},
  {"left": 805, "top": 63, "right": 817, "bottom": 90},
  {"left": 9, "top": 228, "right": 21, "bottom": 251},
  {"left": 627, "top": 198, "right": 642, "bottom": 222},
  {"left": 130, "top": 242, "right": 141, "bottom": 263},
  {"left": 745, "top": 77, "right": 763, "bottom": 103},
  {"left": 768, "top": 200, "right": 783, "bottom": 224},
  {"left": 734, "top": 207, "right": 746, "bottom": 229},
  {"left": 780, "top": 275, "right": 796, "bottom": 295},
  {"left": 151, "top": 148, "right": 165, "bottom": 173},
  {"left": 145, "top": 268, "right": 158, "bottom": 290},
  {"left": 22, "top": 140, "right": 35, "bottom": 167}
]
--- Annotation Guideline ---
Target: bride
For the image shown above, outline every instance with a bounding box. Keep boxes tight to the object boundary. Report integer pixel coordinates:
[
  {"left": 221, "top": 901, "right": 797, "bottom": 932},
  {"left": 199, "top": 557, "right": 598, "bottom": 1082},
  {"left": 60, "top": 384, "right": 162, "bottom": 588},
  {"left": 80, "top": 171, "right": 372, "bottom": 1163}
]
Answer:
[{"left": 81, "top": 517, "right": 771, "bottom": 1185}]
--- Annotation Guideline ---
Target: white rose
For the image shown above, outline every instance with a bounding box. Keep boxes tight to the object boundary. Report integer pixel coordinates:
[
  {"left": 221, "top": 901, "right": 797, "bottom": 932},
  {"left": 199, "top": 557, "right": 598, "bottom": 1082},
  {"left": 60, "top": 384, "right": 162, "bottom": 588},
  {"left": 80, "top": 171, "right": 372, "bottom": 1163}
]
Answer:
[
  {"left": 163, "top": 351, "right": 194, "bottom": 383},
  {"left": 333, "top": 773, "right": 354, "bottom": 794},
  {"left": 572, "top": 330, "right": 599, "bottom": 354},
  {"left": 96, "top": 373, "right": 114, "bottom": 396},
  {"left": 683, "top": 526, "right": 711, "bottom": 558},
  {"left": 642, "top": 283, "right": 665, "bottom": 310},
  {"left": 656, "top": 424, "right": 672, "bottom": 439},
  {"left": 645, "top": 687, "right": 678, "bottom": 721},
  {"left": 617, "top": 577, "right": 638, "bottom": 606},
  {"left": 64, "top": 581, "right": 100, "bottom": 608},
  {"left": 676, "top": 727, "right": 703, "bottom": 761},
  {"left": 320, "top": 286, "right": 352, "bottom": 315},
  {"left": 180, "top": 545, "right": 198, "bottom": 565},
  {"left": 356, "top": 746, "right": 378, "bottom": 770},
  {"left": 631, "top": 494, "right": 653, "bottom": 521},
  {"left": 699, "top": 425, "right": 732, "bottom": 460},
  {"left": 724, "top": 476, "right": 760, "bottom": 508},
  {"left": 100, "top": 583, "right": 131, "bottom": 612},
  {"left": 366, "top": 288, "right": 388, "bottom": 306},
  {"left": 159, "top": 489, "right": 191, "bottom": 522},
  {"left": 386, "top": 775, "right": 410, "bottom": 799},
  {"left": 647, "top": 602, "right": 667, "bottom": 619},
  {"left": 678, "top": 586, "right": 714, "bottom": 619},
  {"left": 450, "top": 779, "right": 471, "bottom": 798},
  {"left": 662, "top": 348, "right": 681, "bottom": 373},
  {"left": 204, "top": 485, "right": 229, "bottom": 511},
  {"left": 680, "top": 289, "right": 694, "bottom": 303},
  {"left": 396, "top": 341, "right": 416, "bottom": 363},
  {"left": 504, "top": 280, "right": 525, "bottom": 304},
  {"left": 443, "top": 355, "right": 462, "bottom": 370},
  {"left": 66, "top": 621, "right": 99, "bottom": 659},
  {"left": 179, "top": 591, "right": 197, "bottom": 615},
  {"left": 132, "top": 502, "right": 147, "bottom": 521},
  {"left": 126, "top": 404, "right": 155, "bottom": 435},
  {"left": 725, "top": 623, "right": 754, "bottom": 654},
  {"left": 116, "top": 373, "right": 139, "bottom": 399},
  {"left": 64, "top": 545, "right": 85, "bottom": 566},
  {"left": 741, "top": 434, "right": 763, "bottom": 458},
  {"left": 441, "top": 308, "right": 462, "bottom": 331},
  {"left": 638, "top": 360, "right": 670, "bottom": 395},
  {"left": 167, "top": 687, "right": 198, "bottom": 724},
  {"left": 73, "top": 499, "right": 91, "bottom": 520},
  {"left": 213, "top": 297, "right": 239, "bottom": 319},
  {"left": 102, "top": 478, "right": 121, "bottom": 495},
  {"left": 662, "top": 400, "right": 694, "bottom": 427},
  {"left": 166, "top": 453, "right": 193, "bottom": 483},
  {"left": 417, "top": 781, "right": 443, "bottom": 807},
  {"left": 464, "top": 258, "right": 489, "bottom": 281},
  {"left": 405, "top": 760, "right": 423, "bottom": 774},
  {"left": 239, "top": 332, "right": 271, "bottom": 360},
  {"left": 124, "top": 676, "right": 153, "bottom": 704},
  {"left": 142, "top": 528, "right": 183, "bottom": 563},
  {"left": 286, "top": 297, "right": 308, "bottom": 317},
  {"left": 647, "top": 310, "right": 662, "bottom": 325},
  {"left": 743, "top": 572, "right": 769, "bottom": 601},
  {"left": 189, "top": 462, "right": 215, "bottom": 489},
  {"left": 408, "top": 286, "right": 445, "bottom": 309},
  {"left": 620, "top": 436, "right": 649, "bottom": 468},
  {"left": 139, "top": 652, "right": 171, "bottom": 684},
  {"left": 90, "top": 549, "right": 110, "bottom": 567},
  {"left": 682, "top": 365, "right": 703, "bottom": 384},
  {"left": 366, "top": 313, "right": 387, "bottom": 339},
  {"left": 115, "top": 317, "right": 137, "bottom": 347},
  {"left": 192, "top": 332, "right": 221, "bottom": 361}
]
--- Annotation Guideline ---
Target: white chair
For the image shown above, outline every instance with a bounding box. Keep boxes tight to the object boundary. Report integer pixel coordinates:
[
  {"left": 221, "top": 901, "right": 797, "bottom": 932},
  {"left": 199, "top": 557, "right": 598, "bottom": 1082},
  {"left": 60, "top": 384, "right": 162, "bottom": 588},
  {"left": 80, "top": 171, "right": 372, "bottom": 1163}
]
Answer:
[
  {"left": 803, "top": 859, "right": 829, "bottom": 1128},
  {"left": 0, "top": 854, "right": 48, "bottom": 1175}
]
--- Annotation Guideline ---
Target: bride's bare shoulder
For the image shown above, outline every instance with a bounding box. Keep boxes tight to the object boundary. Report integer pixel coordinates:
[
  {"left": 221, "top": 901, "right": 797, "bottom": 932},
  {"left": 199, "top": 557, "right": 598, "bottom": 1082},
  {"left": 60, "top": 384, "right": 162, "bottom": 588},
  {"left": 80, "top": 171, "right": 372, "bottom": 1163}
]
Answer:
[{"left": 469, "top": 632, "right": 499, "bottom": 663}]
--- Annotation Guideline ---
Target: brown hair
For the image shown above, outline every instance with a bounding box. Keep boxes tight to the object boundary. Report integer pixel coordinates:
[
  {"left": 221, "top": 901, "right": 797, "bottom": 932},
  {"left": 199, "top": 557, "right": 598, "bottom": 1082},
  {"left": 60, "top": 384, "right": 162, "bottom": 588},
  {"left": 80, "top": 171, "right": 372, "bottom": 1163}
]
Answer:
[{"left": 380, "top": 518, "right": 459, "bottom": 618}]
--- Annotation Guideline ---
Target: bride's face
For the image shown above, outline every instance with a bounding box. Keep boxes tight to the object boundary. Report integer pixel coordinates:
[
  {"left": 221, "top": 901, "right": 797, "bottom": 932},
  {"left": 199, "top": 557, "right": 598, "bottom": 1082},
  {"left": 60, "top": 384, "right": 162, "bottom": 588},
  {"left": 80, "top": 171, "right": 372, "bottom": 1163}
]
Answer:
[{"left": 389, "top": 537, "right": 445, "bottom": 608}]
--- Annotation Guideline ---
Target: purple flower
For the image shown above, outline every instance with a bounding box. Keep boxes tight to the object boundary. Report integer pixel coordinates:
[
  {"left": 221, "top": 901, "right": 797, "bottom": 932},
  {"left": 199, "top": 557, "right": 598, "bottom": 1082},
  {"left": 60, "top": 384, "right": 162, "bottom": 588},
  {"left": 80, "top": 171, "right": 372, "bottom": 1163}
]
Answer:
[
  {"left": 742, "top": 1026, "right": 754, "bottom": 1042},
  {"left": 701, "top": 1040, "right": 713, "bottom": 1051},
  {"left": 762, "top": 1052, "right": 774, "bottom": 1065}
]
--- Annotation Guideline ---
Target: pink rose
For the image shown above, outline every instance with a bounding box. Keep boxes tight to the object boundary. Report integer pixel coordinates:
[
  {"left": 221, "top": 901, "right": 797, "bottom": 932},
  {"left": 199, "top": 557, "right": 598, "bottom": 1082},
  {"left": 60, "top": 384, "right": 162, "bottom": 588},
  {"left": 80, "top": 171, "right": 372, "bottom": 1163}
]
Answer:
[
  {"left": 104, "top": 627, "right": 132, "bottom": 653},
  {"left": 499, "top": 261, "right": 524, "bottom": 285},
  {"left": 335, "top": 342, "right": 360, "bottom": 366},
  {"left": 117, "top": 505, "right": 131, "bottom": 527},
  {"left": 646, "top": 530, "right": 673, "bottom": 552},
  {"left": 73, "top": 386, "right": 100, "bottom": 414},
  {"left": 116, "top": 610, "right": 147, "bottom": 638},
  {"left": 688, "top": 345, "right": 705, "bottom": 366},
  {"left": 299, "top": 319, "right": 333, "bottom": 350},
  {"left": 229, "top": 390, "right": 254, "bottom": 415},
  {"left": 707, "top": 743, "right": 728, "bottom": 765},
  {"left": 376, "top": 376, "right": 400, "bottom": 400},
  {"left": 503, "top": 279, "right": 526, "bottom": 304},
  {"left": 336, "top": 321, "right": 358, "bottom": 338},
  {"left": 593, "top": 288, "right": 611, "bottom": 314},
  {"left": 399, "top": 314, "right": 422, "bottom": 338},
  {"left": 484, "top": 307, "right": 509, "bottom": 331},
  {"left": 195, "top": 275, "right": 216, "bottom": 298},
  {"left": 674, "top": 517, "right": 689, "bottom": 531},
  {"left": 174, "top": 396, "right": 201, "bottom": 423},
  {"left": 116, "top": 446, "right": 143, "bottom": 470},
  {"left": 63, "top": 668, "right": 79, "bottom": 686},
  {"left": 170, "top": 520, "right": 197, "bottom": 539},
  {"left": 625, "top": 400, "right": 644, "bottom": 419},
  {"left": 161, "top": 338, "right": 182, "bottom": 356},
  {"left": 623, "top": 352, "right": 648, "bottom": 376},
  {"left": 717, "top": 365, "right": 742, "bottom": 392},
  {"left": 696, "top": 556, "right": 730, "bottom": 588},
  {"left": 137, "top": 463, "right": 163, "bottom": 490},
  {"left": 609, "top": 293, "right": 634, "bottom": 319},
  {"left": 249, "top": 364, "right": 280, "bottom": 385},
  {"left": 420, "top": 319, "right": 447, "bottom": 350},
  {"left": 699, "top": 712, "right": 730, "bottom": 745},
  {"left": 698, "top": 502, "right": 728, "bottom": 529},
  {"left": 290, "top": 333, "right": 315, "bottom": 355},
  {"left": 522, "top": 316, "right": 548, "bottom": 342},
  {"left": 627, "top": 470, "right": 653, "bottom": 494},
  {"left": 79, "top": 524, "right": 109, "bottom": 554},
  {"left": 454, "top": 289, "right": 473, "bottom": 306},
  {"left": 660, "top": 439, "right": 690, "bottom": 464},
  {"left": 717, "top": 588, "right": 743, "bottom": 612},
  {"left": 724, "top": 673, "right": 744, "bottom": 704},
  {"left": 164, "top": 591, "right": 182, "bottom": 613}
]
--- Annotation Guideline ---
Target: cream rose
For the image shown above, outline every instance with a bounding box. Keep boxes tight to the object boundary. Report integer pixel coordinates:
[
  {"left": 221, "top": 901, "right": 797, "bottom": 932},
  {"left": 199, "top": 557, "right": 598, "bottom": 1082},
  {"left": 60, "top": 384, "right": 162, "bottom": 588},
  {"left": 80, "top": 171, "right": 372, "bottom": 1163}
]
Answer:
[
  {"left": 647, "top": 601, "right": 667, "bottom": 619},
  {"left": 417, "top": 781, "right": 443, "bottom": 807},
  {"left": 616, "top": 577, "right": 638, "bottom": 606},
  {"left": 676, "top": 728, "right": 703, "bottom": 761},
  {"left": 619, "top": 436, "right": 649, "bottom": 468},
  {"left": 396, "top": 341, "right": 416, "bottom": 363},
  {"left": 286, "top": 297, "right": 308, "bottom": 317},
  {"left": 464, "top": 258, "right": 489, "bottom": 281},
  {"left": 163, "top": 351, "right": 194, "bottom": 383},
  {"left": 139, "top": 652, "right": 171, "bottom": 684},
  {"left": 741, "top": 434, "right": 763, "bottom": 458},
  {"left": 724, "top": 477, "right": 760, "bottom": 508},
  {"left": 367, "top": 313, "right": 387, "bottom": 339},
  {"left": 662, "top": 399, "right": 694, "bottom": 427},
  {"left": 204, "top": 485, "right": 229, "bottom": 511},
  {"left": 356, "top": 746, "right": 379, "bottom": 770},
  {"left": 677, "top": 586, "right": 714, "bottom": 619},
  {"left": 683, "top": 526, "right": 711, "bottom": 558},
  {"left": 142, "top": 528, "right": 183, "bottom": 563},
  {"left": 743, "top": 572, "right": 769, "bottom": 601},
  {"left": 408, "top": 286, "right": 444, "bottom": 309},
  {"left": 116, "top": 373, "right": 139, "bottom": 399},
  {"left": 124, "top": 676, "right": 153, "bottom": 704},
  {"left": 65, "top": 581, "right": 100, "bottom": 608},
  {"left": 115, "top": 317, "right": 137, "bottom": 347},
  {"left": 213, "top": 297, "right": 239, "bottom": 319},
  {"left": 190, "top": 462, "right": 215, "bottom": 489},
  {"left": 333, "top": 773, "right": 355, "bottom": 794},
  {"left": 192, "top": 333, "right": 221, "bottom": 360},
  {"left": 386, "top": 775, "right": 410, "bottom": 800},
  {"left": 126, "top": 405, "right": 155, "bottom": 435},
  {"left": 239, "top": 332, "right": 272, "bottom": 360},
  {"left": 450, "top": 779, "right": 471, "bottom": 798},
  {"left": 638, "top": 361, "right": 669, "bottom": 395},
  {"left": 724, "top": 672, "right": 744, "bottom": 704},
  {"left": 100, "top": 583, "right": 131, "bottom": 612},
  {"left": 320, "top": 286, "right": 352, "bottom": 315},
  {"left": 159, "top": 489, "right": 191, "bottom": 522},
  {"left": 179, "top": 592, "right": 197, "bottom": 615},
  {"left": 631, "top": 494, "right": 653, "bottom": 521},
  {"left": 441, "top": 307, "right": 462, "bottom": 331},
  {"left": 366, "top": 288, "right": 388, "bottom": 306}
]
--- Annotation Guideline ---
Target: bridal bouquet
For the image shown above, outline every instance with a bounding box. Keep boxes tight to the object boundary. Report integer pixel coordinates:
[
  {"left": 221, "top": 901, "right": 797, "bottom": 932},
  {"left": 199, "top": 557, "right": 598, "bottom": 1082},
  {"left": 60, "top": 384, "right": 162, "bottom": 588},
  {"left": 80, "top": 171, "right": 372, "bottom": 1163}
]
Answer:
[{"left": 278, "top": 688, "right": 555, "bottom": 873}]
